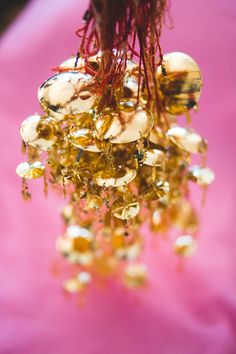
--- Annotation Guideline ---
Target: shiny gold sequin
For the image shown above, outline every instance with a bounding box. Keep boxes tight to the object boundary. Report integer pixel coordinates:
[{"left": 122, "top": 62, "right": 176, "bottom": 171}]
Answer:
[
  {"left": 38, "top": 72, "right": 97, "bottom": 118},
  {"left": 188, "top": 166, "right": 215, "bottom": 186},
  {"left": 167, "top": 126, "right": 207, "bottom": 153},
  {"left": 63, "top": 271, "right": 92, "bottom": 293},
  {"left": 157, "top": 52, "right": 202, "bottom": 115},
  {"left": 123, "top": 264, "right": 147, "bottom": 288},
  {"left": 16, "top": 161, "right": 45, "bottom": 179},
  {"left": 174, "top": 235, "right": 197, "bottom": 257},
  {"left": 68, "top": 128, "right": 104, "bottom": 152},
  {"left": 111, "top": 199, "right": 140, "bottom": 220},
  {"left": 20, "top": 114, "right": 56, "bottom": 151},
  {"left": 95, "top": 167, "right": 137, "bottom": 187},
  {"left": 57, "top": 225, "right": 94, "bottom": 265},
  {"left": 143, "top": 149, "right": 165, "bottom": 167},
  {"left": 96, "top": 107, "right": 154, "bottom": 144}
]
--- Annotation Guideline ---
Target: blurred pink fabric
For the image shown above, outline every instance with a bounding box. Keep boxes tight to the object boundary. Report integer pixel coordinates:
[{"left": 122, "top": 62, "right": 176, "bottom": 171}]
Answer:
[{"left": 0, "top": 0, "right": 236, "bottom": 353}]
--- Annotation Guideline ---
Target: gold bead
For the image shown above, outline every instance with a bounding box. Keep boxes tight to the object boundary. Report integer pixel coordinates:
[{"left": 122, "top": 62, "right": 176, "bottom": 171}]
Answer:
[
  {"left": 20, "top": 114, "right": 57, "bottom": 151},
  {"left": 58, "top": 53, "right": 101, "bottom": 73},
  {"left": 123, "top": 263, "right": 147, "bottom": 288},
  {"left": 143, "top": 149, "right": 165, "bottom": 167},
  {"left": 170, "top": 202, "right": 198, "bottom": 233},
  {"left": 157, "top": 52, "right": 202, "bottom": 115},
  {"left": 63, "top": 271, "right": 92, "bottom": 293},
  {"left": 188, "top": 166, "right": 215, "bottom": 186},
  {"left": 111, "top": 199, "right": 140, "bottom": 220},
  {"left": 56, "top": 225, "right": 94, "bottom": 265},
  {"left": 167, "top": 126, "right": 207, "bottom": 153},
  {"left": 149, "top": 125, "right": 167, "bottom": 145},
  {"left": 16, "top": 161, "right": 45, "bottom": 179},
  {"left": 113, "top": 237, "right": 142, "bottom": 260},
  {"left": 68, "top": 128, "right": 104, "bottom": 152},
  {"left": 38, "top": 72, "right": 97, "bottom": 118},
  {"left": 85, "top": 194, "right": 103, "bottom": 210},
  {"left": 95, "top": 167, "right": 137, "bottom": 188},
  {"left": 173, "top": 235, "right": 197, "bottom": 257},
  {"left": 96, "top": 107, "right": 154, "bottom": 144}
]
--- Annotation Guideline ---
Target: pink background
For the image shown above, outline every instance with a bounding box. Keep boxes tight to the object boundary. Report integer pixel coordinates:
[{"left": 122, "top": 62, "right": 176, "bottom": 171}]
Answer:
[{"left": 0, "top": 0, "right": 236, "bottom": 353}]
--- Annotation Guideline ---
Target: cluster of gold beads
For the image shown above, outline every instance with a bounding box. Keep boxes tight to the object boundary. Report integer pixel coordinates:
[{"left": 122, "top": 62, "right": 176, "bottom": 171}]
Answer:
[{"left": 16, "top": 51, "right": 214, "bottom": 293}]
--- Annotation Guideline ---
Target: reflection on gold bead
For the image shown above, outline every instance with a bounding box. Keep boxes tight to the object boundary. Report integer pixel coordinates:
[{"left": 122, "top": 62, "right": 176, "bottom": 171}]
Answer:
[
  {"left": 123, "top": 76, "right": 139, "bottom": 99},
  {"left": 65, "top": 225, "right": 93, "bottom": 252},
  {"left": 155, "top": 180, "right": 170, "bottom": 196}
]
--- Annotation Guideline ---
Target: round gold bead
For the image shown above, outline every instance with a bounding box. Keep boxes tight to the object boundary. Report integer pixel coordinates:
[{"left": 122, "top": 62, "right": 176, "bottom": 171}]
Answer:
[
  {"left": 123, "top": 263, "right": 147, "bottom": 288},
  {"left": 16, "top": 161, "right": 45, "bottom": 179},
  {"left": 95, "top": 167, "right": 137, "bottom": 188},
  {"left": 167, "top": 126, "right": 207, "bottom": 153},
  {"left": 188, "top": 166, "right": 215, "bottom": 186},
  {"left": 173, "top": 235, "right": 197, "bottom": 257},
  {"left": 111, "top": 199, "right": 140, "bottom": 220},
  {"left": 38, "top": 72, "right": 97, "bottom": 118},
  {"left": 157, "top": 52, "right": 202, "bottom": 115},
  {"left": 95, "top": 107, "right": 154, "bottom": 144},
  {"left": 20, "top": 114, "right": 56, "bottom": 151}
]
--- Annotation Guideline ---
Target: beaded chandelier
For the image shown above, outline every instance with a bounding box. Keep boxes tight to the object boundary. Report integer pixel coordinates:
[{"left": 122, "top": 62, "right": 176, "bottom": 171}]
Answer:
[{"left": 16, "top": 0, "right": 214, "bottom": 293}]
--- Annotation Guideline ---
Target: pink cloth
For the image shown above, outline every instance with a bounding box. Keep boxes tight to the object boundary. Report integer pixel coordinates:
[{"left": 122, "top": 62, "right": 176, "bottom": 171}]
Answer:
[{"left": 0, "top": 0, "right": 235, "bottom": 353}]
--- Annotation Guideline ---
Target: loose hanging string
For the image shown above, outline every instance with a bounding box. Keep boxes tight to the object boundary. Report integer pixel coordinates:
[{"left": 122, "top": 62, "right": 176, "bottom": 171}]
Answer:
[{"left": 76, "top": 0, "right": 169, "bottom": 113}]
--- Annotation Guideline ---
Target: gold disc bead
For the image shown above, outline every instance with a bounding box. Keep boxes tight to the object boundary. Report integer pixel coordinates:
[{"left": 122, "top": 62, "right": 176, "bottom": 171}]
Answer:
[
  {"left": 84, "top": 194, "right": 103, "bottom": 210},
  {"left": 20, "top": 114, "right": 57, "bottom": 151},
  {"left": 123, "top": 263, "right": 147, "bottom": 288},
  {"left": 61, "top": 203, "right": 76, "bottom": 224},
  {"left": 188, "top": 166, "right": 215, "bottom": 186},
  {"left": 123, "top": 76, "right": 139, "bottom": 100},
  {"left": 170, "top": 202, "right": 199, "bottom": 234},
  {"left": 173, "top": 235, "right": 197, "bottom": 257},
  {"left": 149, "top": 126, "right": 166, "bottom": 145},
  {"left": 95, "top": 105, "right": 154, "bottom": 144},
  {"left": 143, "top": 149, "right": 165, "bottom": 167},
  {"left": 113, "top": 236, "right": 142, "bottom": 260},
  {"left": 63, "top": 271, "right": 92, "bottom": 293},
  {"left": 157, "top": 52, "right": 202, "bottom": 115},
  {"left": 166, "top": 126, "right": 207, "bottom": 154},
  {"left": 16, "top": 161, "right": 45, "bottom": 179},
  {"left": 68, "top": 128, "right": 104, "bottom": 152},
  {"left": 38, "top": 72, "right": 97, "bottom": 119},
  {"left": 111, "top": 199, "right": 140, "bottom": 220},
  {"left": 95, "top": 167, "right": 137, "bottom": 188},
  {"left": 56, "top": 225, "right": 94, "bottom": 265},
  {"left": 58, "top": 53, "right": 101, "bottom": 73}
]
